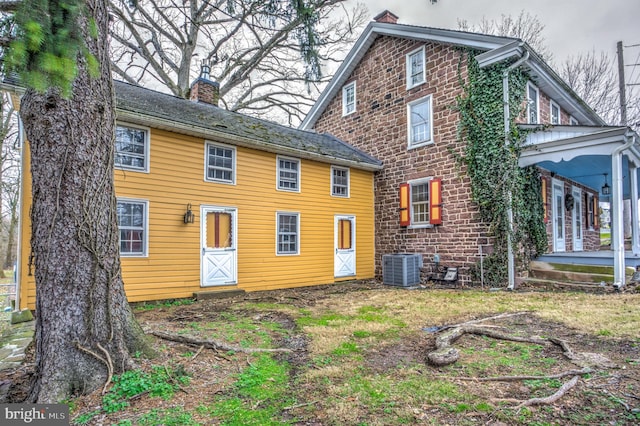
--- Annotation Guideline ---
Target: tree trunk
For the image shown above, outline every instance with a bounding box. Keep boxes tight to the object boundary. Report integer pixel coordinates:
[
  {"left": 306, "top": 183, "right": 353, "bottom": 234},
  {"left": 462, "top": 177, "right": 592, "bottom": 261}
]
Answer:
[{"left": 19, "top": 0, "right": 148, "bottom": 403}]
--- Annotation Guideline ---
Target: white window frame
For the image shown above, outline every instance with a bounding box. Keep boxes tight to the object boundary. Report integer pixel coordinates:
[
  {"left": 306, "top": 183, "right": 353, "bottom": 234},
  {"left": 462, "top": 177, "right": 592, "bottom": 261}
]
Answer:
[
  {"left": 587, "top": 193, "right": 595, "bottom": 230},
  {"left": 406, "top": 46, "right": 426, "bottom": 89},
  {"left": 117, "top": 198, "right": 149, "bottom": 257},
  {"left": 569, "top": 116, "right": 579, "bottom": 126},
  {"left": 527, "top": 83, "right": 539, "bottom": 124},
  {"left": 205, "top": 141, "right": 236, "bottom": 184},
  {"left": 331, "top": 166, "right": 350, "bottom": 198},
  {"left": 550, "top": 100, "right": 560, "bottom": 125},
  {"left": 342, "top": 81, "right": 356, "bottom": 116},
  {"left": 408, "top": 177, "right": 433, "bottom": 228},
  {"left": 407, "top": 95, "right": 433, "bottom": 149},
  {"left": 277, "top": 156, "right": 300, "bottom": 192},
  {"left": 115, "top": 123, "right": 150, "bottom": 172},
  {"left": 276, "top": 212, "right": 300, "bottom": 255}
]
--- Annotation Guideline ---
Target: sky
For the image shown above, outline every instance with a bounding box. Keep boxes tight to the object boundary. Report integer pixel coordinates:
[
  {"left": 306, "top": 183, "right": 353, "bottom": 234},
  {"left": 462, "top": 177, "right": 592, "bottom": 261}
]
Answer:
[{"left": 352, "top": 0, "right": 640, "bottom": 77}]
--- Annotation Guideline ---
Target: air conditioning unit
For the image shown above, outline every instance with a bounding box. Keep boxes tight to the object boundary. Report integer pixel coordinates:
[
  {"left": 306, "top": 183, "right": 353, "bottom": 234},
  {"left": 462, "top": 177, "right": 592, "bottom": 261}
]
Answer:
[{"left": 383, "top": 253, "right": 422, "bottom": 287}]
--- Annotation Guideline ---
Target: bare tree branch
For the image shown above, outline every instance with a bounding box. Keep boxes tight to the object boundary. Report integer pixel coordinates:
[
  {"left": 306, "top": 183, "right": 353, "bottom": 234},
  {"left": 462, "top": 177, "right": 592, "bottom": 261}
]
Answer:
[{"left": 108, "top": 0, "right": 368, "bottom": 124}]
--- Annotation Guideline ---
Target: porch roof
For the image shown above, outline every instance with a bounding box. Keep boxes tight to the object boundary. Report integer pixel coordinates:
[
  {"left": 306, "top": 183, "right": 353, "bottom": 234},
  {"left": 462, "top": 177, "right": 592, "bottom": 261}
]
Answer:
[{"left": 518, "top": 125, "right": 640, "bottom": 196}]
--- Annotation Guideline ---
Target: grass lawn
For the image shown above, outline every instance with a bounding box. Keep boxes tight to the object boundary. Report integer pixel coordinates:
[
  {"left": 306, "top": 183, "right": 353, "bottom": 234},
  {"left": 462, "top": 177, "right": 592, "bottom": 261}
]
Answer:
[{"left": 16, "top": 282, "right": 640, "bottom": 425}]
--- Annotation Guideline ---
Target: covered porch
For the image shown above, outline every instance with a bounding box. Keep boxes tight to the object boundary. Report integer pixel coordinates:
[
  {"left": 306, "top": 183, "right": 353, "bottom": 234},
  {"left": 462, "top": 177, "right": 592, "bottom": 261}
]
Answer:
[
  {"left": 519, "top": 125, "right": 640, "bottom": 286},
  {"left": 536, "top": 250, "right": 640, "bottom": 268}
]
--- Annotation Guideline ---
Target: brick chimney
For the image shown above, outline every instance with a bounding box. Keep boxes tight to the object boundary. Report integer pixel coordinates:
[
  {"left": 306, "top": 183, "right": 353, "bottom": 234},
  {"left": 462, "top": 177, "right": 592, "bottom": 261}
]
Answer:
[
  {"left": 373, "top": 10, "right": 398, "bottom": 24},
  {"left": 190, "top": 62, "right": 220, "bottom": 106}
]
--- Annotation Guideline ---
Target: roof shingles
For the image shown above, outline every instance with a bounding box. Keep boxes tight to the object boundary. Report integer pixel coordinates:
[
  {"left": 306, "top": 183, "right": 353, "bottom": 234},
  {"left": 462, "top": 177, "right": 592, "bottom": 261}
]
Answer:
[{"left": 115, "top": 81, "right": 382, "bottom": 170}]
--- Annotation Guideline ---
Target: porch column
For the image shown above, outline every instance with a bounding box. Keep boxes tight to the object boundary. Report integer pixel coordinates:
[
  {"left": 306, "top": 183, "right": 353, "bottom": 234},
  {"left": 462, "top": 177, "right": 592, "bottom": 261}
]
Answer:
[
  {"left": 611, "top": 152, "right": 626, "bottom": 285},
  {"left": 631, "top": 163, "right": 640, "bottom": 255}
]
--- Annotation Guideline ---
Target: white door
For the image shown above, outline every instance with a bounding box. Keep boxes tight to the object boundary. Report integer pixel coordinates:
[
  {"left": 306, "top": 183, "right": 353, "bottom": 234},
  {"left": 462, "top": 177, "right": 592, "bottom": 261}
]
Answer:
[
  {"left": 552, "top": 180, "right": 566, "bottom": 252},
  {"left": 334, "top": 215, "right": 356, "bottom": 277},
  {"left": 572, "top": 187, "right": 583, "bottom": 251},
  {"left": 201, "top": 206, "right": 237, "bottom": 286}
]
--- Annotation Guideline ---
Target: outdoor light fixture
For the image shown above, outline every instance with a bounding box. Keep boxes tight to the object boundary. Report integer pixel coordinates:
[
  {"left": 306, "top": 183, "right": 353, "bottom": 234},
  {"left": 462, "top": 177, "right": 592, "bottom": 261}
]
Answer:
[
  {"left": 601, "top": 173, "right": 611, "bottom": 196},
  {"left": 183, "top": 203, "right": 194, "bottom": 224}
]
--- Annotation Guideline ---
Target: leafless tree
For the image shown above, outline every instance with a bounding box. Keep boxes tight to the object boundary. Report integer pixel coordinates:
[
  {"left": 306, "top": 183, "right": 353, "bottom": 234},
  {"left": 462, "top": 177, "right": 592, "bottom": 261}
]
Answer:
[
  {"left": 109, "top": 0, "right": 368, "bottom": 125},
  {"left": 558, "top": 50, "right": 624, "bottom": 126},
  {"left": 0, "top": 92, "right": 20, "bottom": 272},
  {"left": 457, "top": 10, "right": 553, "bottom": 62}
]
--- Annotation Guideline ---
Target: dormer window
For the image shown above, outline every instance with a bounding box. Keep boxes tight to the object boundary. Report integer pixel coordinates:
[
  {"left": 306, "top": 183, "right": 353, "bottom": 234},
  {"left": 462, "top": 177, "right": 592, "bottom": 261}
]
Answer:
[
  {"left": 569, "top": 116, "right": 579, "bottom": 126},
  {"left": 406, "top": 47, "right": 426, "bottom": 89},
  {"left": 342, "top": 81, "right": 356, "bottom": 116},
  {"left": 527, "top": 83, "right": 539, "bottom": 124}
]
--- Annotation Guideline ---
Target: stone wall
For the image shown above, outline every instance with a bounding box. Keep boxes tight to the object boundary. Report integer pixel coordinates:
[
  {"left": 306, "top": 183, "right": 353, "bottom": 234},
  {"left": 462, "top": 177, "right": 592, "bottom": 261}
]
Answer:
[
  {"left": 312, "top": 34, "right": 595, "bottom": 286},
  {"left": 313, "top": 36, "right": 491, "bottom": 285}
]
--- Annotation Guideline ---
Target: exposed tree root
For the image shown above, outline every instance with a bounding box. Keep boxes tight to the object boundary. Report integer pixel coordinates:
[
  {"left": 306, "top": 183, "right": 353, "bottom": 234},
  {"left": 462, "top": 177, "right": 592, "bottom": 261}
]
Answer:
[
  {"left": 427, "top": 312, "right": 613, "bottom": 371},
  {"left": 427, "top": 318, "right": 545, "bottom": 367},
  {"left": 457, "top": 367, "right": 593, "bottom": 382},
  {"left": 515, "top": 375, "right": 580, "bottom": 410},
  {"left": 452, "top": 311, "right": 532, "bottom": 327},
  {"left": 188, "top": 345, "right": 205, "bottom": 363},
  {"left": 151, "top": 330, "right": 292, "bottom": 354},
  {"left": 75, "top": 342, "right": 114, "bottom": 394},
  {"left": 425, "top": 313, "right": 612, "bottom": 412}
]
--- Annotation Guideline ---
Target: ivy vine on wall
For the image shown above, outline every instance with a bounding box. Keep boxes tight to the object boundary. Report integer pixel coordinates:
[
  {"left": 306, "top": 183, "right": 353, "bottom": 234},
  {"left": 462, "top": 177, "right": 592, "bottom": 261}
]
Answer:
[{"left": 456, "top": 50, "right": 548, "bottom": 286}]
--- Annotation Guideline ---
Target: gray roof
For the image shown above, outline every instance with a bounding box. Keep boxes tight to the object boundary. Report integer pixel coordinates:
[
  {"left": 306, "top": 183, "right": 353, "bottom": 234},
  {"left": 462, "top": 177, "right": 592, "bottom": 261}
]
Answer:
[{"left": 114, "top": 81, "right": 382, "bottom": 171}]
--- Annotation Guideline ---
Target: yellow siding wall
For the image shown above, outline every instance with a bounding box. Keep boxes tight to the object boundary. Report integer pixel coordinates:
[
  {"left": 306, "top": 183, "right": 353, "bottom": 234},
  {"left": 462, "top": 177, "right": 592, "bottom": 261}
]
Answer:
[{"left": 19, "top": 127, "right": 376, "bottom": 309}]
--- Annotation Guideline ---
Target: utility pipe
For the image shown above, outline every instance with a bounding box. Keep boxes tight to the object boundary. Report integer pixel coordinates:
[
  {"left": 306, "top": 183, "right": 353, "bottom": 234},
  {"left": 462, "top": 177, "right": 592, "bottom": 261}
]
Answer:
[{"left": 502, "top": 50, "right": 529, "bottom": 290}]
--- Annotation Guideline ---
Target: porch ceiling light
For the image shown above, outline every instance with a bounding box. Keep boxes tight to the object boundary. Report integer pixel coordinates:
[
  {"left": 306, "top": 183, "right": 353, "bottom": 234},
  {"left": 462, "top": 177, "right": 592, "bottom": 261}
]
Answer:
[{"left": 602, "top": 173, "right": 610, "bottom": 196}]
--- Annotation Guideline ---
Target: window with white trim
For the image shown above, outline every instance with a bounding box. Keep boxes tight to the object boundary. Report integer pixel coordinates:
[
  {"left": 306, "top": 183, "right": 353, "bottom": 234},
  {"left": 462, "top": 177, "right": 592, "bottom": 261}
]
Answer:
[
  {"left": 406, "top": 47, "right": 426, "bottom": 89},
  {"left": 115, "top": 124, "right": 149, "bottom": 171},
  {"left": 410, "top": 179, "right": 430, "bottom": 226},
  {"left": 277, "top": 212, "right": 299, "bottom": 255},
  {"left": 587, "top": 193, "right": 595, "bottom": 229},
  {"left": 408, "top": 96, "right": 433, "bottom": 148},
  {"left": 206, "top": 142, "right": 235, "bottom": 184},
  {"left": 550, "top": 101, "right": 560, "bottom": 125},
  {"left": 277, "top": 156, "right": 300, "bottom": 191},
  {"left": 569, "top": 116, "right": 579, "bottom": 126},
  {"left": 117, "top": 199, "right": 148, "bottom": 256},
  {"left": 527, "top": 83, "right": 539, "bottom": 124},
  {"left": 331, "top": 166, "right": 349, "bottom": 197},
  {"left": 342, "top": 81, "right": 356, "bottom": 116}
]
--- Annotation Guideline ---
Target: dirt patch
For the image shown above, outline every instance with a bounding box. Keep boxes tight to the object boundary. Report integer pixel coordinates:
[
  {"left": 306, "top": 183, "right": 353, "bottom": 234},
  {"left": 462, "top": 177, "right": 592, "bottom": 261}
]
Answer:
[{"left": 365, "top": 333, "right": 430, "bottom": 373}]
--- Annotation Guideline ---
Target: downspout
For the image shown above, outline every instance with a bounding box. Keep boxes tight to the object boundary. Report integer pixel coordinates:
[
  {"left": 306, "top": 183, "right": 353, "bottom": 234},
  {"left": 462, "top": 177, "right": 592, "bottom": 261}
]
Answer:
[
  {"left": 502, "top": 50, "right": 529, "bottom": 290},
  {"left": 611, "top": 133, "right": 636, "bottom": 288}
]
